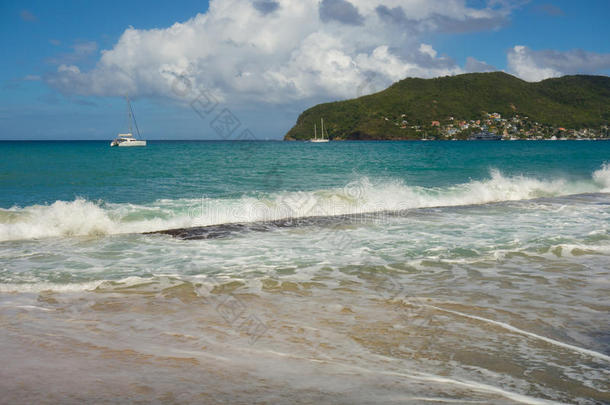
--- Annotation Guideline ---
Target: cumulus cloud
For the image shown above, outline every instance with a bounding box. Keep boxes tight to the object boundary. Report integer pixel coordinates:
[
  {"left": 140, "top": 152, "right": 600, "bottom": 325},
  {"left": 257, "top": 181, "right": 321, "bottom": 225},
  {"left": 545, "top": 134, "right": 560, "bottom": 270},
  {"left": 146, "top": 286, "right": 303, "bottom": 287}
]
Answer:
[
  {"left": 46, "top": 0, "right": 516, "bottom": 103},
  {"left": 319, "top": 0, "right": 364, "bottom": 25},
  {"left": 508, "top": 45, "right": 610, "bottom": 81},
  {"left": 375, "top": 5, "right": 408, "bottom": 26},
  {"left": 419, "top": 44, "right": 437, "bottom": 58},
  {"left": 375, "top": 2, "right": 512, "bottom": 33},
  {"left": 253, "top": 0, "right": 280, "bottom": 14},
  {"left": 465, "top": 56, "right": 496, "bottom": 73}
]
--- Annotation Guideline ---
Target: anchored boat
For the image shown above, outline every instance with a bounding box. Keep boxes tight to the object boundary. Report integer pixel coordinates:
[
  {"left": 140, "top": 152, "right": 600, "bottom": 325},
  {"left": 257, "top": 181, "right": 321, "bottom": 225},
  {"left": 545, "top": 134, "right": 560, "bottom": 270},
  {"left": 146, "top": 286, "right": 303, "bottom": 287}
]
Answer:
[
  {"left": 310, "top": 118, "right": 330, "bottom": 143},
  {"left": 111, "top": 95, "right": 146, "bottom": 147}
]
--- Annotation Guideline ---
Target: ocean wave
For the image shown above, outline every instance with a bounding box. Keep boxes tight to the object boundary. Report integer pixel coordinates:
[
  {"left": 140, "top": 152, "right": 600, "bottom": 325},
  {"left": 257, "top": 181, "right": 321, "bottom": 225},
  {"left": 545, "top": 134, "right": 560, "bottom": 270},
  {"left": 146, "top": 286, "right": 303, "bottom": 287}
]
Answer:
[
  {"left": 0, "top": 280, "right": 104, "bottom": 294},
  {"left": 593, "top": 162, "right": 610, "bottom": 191},
  {"left": 1, "top": 166, "right": 608, "bottom": 242}
]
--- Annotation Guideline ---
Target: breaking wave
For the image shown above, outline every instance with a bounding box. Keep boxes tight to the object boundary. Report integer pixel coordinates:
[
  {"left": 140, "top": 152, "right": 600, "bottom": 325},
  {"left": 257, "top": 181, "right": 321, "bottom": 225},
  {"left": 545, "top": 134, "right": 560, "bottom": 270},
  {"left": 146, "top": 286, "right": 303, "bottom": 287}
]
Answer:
[
  {"left": 592, "top": 163, "right": 610, "bottom": 191},
  {"left": 1, "top": 166, "right": 608, "bottom": 242}
]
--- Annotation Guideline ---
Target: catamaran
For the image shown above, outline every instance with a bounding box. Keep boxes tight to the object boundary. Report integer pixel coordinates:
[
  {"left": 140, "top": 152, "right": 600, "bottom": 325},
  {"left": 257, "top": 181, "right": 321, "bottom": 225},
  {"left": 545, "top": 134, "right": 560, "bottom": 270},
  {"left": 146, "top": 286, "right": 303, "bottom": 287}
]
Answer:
[
  {"left": 310, "top": 118, "right": 330, "bottom": 143},
  {"left": 110, "top": 95, "right": 146, "bottom": 147}
]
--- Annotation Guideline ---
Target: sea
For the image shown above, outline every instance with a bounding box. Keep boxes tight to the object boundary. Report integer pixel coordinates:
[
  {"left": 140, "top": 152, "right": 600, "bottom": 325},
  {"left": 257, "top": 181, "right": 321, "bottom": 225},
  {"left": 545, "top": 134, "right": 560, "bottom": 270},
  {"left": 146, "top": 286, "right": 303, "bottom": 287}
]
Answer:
[{"left": 1, "top": 140, "right": 609, "bottom": 404}]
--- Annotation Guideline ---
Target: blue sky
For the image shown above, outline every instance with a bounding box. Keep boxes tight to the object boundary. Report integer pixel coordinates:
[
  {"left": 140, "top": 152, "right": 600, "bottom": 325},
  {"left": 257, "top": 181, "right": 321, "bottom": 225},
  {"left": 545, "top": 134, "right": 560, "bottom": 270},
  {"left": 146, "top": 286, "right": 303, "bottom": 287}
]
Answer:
[{"left": 1, "top": 0, "right": 609, "bottom": 140}]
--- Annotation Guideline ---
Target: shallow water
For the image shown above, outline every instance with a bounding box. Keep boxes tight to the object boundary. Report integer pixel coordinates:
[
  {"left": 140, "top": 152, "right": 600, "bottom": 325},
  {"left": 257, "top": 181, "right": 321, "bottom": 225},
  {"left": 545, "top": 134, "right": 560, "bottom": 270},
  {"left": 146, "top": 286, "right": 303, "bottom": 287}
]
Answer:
[{"left": 1, "top": 141, "right": 609, "bottom": 403}]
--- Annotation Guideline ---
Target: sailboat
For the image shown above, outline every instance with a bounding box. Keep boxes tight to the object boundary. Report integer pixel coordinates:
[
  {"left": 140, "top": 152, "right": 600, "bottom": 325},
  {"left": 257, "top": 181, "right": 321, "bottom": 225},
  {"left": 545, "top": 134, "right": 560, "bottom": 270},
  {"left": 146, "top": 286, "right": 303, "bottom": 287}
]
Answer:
[
  {"left": 110, "top": 95, "right": 146, "bottom": 147},
  {"left": 310, "top": 118, "right": 330, "bottom": 143}
]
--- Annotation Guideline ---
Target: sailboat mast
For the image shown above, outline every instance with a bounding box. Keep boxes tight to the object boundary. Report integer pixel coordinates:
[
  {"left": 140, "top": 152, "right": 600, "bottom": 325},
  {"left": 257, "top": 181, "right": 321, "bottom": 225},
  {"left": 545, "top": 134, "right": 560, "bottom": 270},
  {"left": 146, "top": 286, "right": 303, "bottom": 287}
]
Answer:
[
  {"left": 314, "top": 123, "right": 317, "bottom": 140},
  {"left": 126, "top": 94, "right": 133, "bottom": 135},
  {"left": 321, "top": 118, "right": 324, "bottom": 140}
]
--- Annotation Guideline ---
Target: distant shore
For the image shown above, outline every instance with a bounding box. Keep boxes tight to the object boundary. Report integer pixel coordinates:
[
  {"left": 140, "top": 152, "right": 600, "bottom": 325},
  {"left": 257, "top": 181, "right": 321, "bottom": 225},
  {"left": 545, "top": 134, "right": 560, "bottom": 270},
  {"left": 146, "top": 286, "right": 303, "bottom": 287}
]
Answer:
[{"left": 284, "top": 72, "right": 610, "bottom": 141}]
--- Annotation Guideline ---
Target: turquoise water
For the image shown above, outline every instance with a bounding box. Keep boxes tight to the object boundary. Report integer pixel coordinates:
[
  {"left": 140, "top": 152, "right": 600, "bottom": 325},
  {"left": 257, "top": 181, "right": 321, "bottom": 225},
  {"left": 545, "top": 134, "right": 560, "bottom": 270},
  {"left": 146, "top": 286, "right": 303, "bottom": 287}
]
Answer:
[
  {"left": 1, "top": 141, "right": 609, "bottom": 403},
  {"left": 2, "top": 140, "right": 608, "bottom": 207}
]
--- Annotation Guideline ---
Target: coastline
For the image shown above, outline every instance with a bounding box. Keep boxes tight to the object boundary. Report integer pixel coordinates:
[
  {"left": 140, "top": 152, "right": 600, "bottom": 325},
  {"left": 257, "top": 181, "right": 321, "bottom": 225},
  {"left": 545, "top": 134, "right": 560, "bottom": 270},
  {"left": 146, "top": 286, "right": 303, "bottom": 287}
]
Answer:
[{"left": 2, "top": 141, "right": 609, "bottom": 403}]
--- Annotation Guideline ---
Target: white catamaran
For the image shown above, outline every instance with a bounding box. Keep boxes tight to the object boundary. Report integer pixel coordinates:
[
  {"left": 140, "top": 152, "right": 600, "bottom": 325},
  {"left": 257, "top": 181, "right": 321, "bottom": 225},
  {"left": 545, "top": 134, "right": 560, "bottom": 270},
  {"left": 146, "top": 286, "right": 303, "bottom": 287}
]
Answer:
[
  {"left": 310, "top": 118, "right": 330, "bottom": 143},
  {"left": 110, "top": 95, "right": 146, "bottom": 147}
]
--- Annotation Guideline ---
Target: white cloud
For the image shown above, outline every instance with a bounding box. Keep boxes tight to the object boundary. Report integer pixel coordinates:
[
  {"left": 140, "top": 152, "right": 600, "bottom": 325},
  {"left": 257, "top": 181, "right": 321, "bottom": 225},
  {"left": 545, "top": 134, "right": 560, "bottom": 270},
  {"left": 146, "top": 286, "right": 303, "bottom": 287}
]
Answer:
[
  {"left": 72, "top": 41, "right": 98, "bottom": 55},
  {"left": 465, "top": 56, "right": 496, "bottom": 73},
  {"left": 46, "top": 0, "right": 515, "bottom": 103},
  {"left": 47, "top": 41, "right": 98, "bottom": 66},
  {"left": 58, "top": 64, "right": 80, "bottom": 74},
  {"left": 508, "top": 45, "right": 610, "bottom": 82},
  {"left": 418, "top": 44, "right": 437, "bottom": 58}
]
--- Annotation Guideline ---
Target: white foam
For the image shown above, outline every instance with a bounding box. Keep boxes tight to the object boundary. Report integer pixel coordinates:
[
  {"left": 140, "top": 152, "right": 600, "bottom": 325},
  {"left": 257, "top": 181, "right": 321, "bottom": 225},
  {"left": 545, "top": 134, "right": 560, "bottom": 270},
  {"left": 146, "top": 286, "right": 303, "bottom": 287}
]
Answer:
[
  {"left": 0, "top": 275, "right": 198, "bottom": 294},
  {"left": 0, "top": 166, "right": 607, "bottom": 242},
  {"left": 426, "top": 305, "right": 610, "bottom": 363},
  {"left": 14, "top": 305, "right": 54, "bottom": 311},
  {"left": 592, "top": 162, "right": 610, "bottom": 191},
  {"left": 250, "top": 348, "right": 565, "bottom": 405},
  {"left": 403, "top": 371, "right": 567, "bottom": 405},
  {"left": 0, "top": 198, "right": 116, "bottom": 241},
  {"left": 0, "top": 280, "right": 104, "bottom": 293}
]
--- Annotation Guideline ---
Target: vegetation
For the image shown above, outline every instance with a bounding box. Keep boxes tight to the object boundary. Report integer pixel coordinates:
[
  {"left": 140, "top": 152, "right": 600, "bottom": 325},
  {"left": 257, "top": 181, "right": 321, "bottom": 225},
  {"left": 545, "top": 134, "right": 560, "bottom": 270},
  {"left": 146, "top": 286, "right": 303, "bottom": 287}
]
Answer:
[{"left": 284, "top": 72, "right": 610, "bottom": 140}]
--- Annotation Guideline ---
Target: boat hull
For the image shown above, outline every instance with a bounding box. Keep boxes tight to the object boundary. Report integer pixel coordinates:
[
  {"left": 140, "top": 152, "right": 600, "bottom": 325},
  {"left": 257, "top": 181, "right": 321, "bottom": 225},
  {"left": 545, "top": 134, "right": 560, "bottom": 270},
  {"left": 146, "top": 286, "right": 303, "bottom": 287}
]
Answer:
[{"left": 118, "top": 140, "right": 147, "bottom": 147}]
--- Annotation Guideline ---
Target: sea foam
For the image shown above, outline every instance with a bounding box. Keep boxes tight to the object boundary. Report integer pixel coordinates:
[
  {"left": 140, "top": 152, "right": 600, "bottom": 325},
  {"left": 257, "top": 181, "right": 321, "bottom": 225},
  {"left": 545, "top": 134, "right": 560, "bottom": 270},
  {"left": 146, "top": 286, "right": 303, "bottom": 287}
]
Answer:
[
  {"left": 592, "top": 162, "right": 610, "bottom": 191},
  {"left": 1, "top": 166, "right": 608, "bottom": 242}
]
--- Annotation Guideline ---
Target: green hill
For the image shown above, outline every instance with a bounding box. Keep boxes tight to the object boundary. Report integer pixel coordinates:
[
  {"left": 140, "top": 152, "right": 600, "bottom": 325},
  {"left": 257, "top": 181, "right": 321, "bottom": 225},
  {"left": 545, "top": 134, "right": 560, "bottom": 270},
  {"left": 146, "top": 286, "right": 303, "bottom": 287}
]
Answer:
[{"left": 284, "top": 72, "right": 610, "bottom": 140}]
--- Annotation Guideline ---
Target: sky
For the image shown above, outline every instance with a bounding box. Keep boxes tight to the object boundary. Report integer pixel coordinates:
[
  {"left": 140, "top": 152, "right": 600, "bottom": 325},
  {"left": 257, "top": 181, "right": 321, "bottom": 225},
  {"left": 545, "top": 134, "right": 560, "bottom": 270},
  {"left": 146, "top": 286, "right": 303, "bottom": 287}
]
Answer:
[{"left": 1, "top": 0, "right": 610, "bottom": 140}]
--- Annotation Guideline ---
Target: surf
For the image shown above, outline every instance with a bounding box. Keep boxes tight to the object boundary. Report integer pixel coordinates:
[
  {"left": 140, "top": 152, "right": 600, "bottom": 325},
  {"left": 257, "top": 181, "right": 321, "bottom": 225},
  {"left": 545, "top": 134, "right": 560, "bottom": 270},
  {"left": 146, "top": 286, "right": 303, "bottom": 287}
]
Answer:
[{"left": 1, "top": 165, "right": 609, "bottom": 242}]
